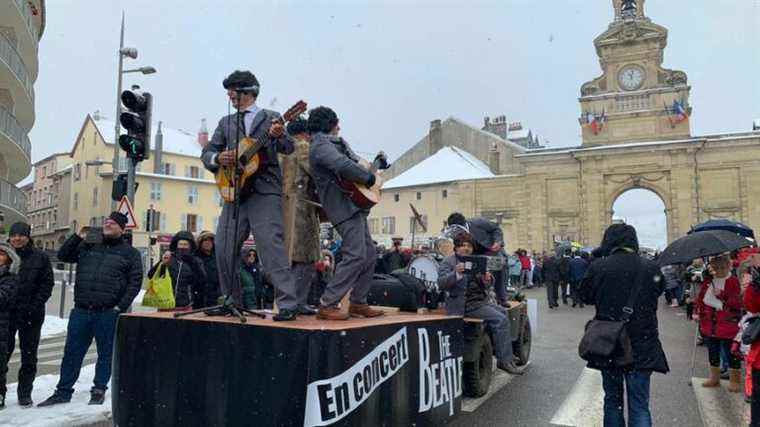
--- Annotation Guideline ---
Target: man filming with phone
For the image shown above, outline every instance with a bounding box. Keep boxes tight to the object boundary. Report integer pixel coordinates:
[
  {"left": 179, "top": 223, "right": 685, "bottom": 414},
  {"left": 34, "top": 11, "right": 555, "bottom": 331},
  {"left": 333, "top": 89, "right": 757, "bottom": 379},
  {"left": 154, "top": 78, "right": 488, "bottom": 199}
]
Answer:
[
  {"left": 38, "top": 212, "right": 143, "bottom": 407},
  {"left": 437, "top": 232, "right": 525, "bottom": 375}
]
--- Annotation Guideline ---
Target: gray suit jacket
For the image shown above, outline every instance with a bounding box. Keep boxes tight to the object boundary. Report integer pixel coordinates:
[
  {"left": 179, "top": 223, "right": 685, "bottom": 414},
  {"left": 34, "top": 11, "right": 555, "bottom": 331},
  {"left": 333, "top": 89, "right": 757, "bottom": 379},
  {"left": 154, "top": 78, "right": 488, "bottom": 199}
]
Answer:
[
  {"left": 201, "top": 109, "right": 294, "bottom": 197},
  {"left": 309, "top": 132, "right": 373, "bottom": 225},
  {"left": 438, "top": 255, "right": 466, "bottom": 316}
]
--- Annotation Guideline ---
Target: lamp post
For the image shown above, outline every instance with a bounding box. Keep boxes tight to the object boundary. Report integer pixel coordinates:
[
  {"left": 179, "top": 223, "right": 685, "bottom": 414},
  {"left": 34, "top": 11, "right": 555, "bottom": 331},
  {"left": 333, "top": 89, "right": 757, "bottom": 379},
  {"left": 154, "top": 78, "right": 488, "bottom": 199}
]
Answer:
[{"left": 111, "top": 13, "right": 156, "bottom": 209}]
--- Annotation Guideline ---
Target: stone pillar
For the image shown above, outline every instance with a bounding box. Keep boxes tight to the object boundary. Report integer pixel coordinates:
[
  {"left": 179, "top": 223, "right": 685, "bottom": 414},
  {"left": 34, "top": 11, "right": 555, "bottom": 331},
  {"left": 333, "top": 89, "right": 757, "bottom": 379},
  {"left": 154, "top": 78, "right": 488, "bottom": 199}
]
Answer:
[{"left": 488, "top": 144, "right": 500, "bottom": 174}]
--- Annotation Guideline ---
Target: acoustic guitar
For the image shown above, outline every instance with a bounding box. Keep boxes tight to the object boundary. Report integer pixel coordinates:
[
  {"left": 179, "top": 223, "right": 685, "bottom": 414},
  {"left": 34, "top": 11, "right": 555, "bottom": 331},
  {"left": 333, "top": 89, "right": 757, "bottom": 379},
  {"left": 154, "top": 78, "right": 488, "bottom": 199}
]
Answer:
[
  {"left": 339, "top": 152, "right": 387, "bottom": 209},
  {"left": 215, "top": 101, "right": 307, "bottom": 203}
]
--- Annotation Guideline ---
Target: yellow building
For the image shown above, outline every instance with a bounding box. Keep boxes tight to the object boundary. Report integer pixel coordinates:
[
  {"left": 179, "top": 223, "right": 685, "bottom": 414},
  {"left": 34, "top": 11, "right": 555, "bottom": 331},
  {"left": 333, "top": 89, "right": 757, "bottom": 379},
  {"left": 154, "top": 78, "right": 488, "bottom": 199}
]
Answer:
[
  {"left": 66, "top": 112, "right": 221, "bottom": 266},
  {"left": 0, "top": 0, "right": 46, "bottom": 227}
]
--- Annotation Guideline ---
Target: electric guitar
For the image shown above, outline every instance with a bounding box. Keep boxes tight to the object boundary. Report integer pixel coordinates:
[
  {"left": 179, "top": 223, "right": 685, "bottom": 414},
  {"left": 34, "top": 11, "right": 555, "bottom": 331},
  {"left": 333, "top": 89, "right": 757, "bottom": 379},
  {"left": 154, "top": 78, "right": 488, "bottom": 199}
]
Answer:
[{"left": 215, "top": 100, "right": 307, "bottom": 203}]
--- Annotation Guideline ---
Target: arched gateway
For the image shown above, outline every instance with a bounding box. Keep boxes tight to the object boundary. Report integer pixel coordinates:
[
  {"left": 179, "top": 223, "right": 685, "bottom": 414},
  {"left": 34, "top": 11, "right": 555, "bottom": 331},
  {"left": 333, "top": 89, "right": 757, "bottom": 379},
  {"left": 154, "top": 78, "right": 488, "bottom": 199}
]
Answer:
[{"left": 371, "top": 1, "right": 760, "bottom": 251}]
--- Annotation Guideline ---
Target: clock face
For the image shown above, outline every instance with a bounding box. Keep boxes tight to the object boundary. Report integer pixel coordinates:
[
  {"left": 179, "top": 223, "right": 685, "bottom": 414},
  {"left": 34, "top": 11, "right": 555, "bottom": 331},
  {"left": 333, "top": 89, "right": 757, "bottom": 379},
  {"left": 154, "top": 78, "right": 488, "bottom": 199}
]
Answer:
[{"left": 618, "top": 65, "right": 645, "bottom": 91}]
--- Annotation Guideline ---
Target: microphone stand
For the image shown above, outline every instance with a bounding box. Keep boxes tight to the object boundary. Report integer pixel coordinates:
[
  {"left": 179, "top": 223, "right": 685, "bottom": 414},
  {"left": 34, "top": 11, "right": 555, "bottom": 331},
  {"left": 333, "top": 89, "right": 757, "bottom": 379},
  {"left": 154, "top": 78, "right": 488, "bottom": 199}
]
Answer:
[{"left": 175, "top": 89, "right": 265, "bottom": 323}]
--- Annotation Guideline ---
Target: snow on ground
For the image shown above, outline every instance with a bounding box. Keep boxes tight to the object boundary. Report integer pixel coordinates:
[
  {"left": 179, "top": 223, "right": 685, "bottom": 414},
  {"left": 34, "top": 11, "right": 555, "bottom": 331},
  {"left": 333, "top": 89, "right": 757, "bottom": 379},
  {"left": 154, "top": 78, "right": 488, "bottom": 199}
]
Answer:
[
  {"left": 40, "top": 316, "right": 69, "bottom": 339},
  {"left": 1, "top": 364, "right": 111, "bottom": 427}
]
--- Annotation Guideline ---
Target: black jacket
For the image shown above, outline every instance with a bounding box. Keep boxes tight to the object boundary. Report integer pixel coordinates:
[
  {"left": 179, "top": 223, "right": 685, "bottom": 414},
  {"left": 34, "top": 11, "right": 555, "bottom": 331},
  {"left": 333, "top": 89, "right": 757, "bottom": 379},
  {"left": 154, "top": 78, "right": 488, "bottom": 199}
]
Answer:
[
  {"left": 542, "top": 256, "right": 561, "bottom": 283},
  {"left": 579, "top": 224, "right": 669, "bottom": 373},
  {"left": 558, "top": 256, "right": 571, "bottom": 282},
  {"left": 58, "top": 234, "right": 143, "bottom": 312},
  {"left": 468, "top": 218, "right": 504, "bottom": 254},
  {"left": 196, "top": 250, "right": 220, "bottom": 306},
  {"left": 0, "top": 269, "right": 19, "bottom": 336},
  {"left": 148, "top": 231, "right": 207, "bottom": 309},
  {"left": 12, "top": 241, "right": 54, "bottom": 316}
]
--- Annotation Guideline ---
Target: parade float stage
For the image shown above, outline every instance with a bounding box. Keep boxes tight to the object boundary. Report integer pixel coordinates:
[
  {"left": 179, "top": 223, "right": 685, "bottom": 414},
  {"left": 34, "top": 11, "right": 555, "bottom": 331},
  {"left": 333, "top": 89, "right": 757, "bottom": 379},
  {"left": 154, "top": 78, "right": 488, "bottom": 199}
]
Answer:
[{"left": 112, "top": 311, "right": 465, "bottom": 427}]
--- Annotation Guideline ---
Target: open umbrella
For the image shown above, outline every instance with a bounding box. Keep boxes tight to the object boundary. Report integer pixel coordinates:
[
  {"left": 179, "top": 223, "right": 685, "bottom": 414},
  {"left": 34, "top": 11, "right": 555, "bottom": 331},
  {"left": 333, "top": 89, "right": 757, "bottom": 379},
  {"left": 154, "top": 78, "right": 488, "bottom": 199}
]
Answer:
[
  {"left": 658, "top": 229, "right": 755, "bottom": 266},
  {"left": 689, "top": 218, "right": 755, "bottom": 239}
]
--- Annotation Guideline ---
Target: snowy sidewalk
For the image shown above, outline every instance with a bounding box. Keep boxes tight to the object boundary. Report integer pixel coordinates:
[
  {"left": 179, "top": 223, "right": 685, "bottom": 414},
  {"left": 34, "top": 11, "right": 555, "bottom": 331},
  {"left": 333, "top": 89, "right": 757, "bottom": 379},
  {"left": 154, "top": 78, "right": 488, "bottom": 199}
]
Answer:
[{"left": 2, "top": 364, "right": 112, "bottom": 426}]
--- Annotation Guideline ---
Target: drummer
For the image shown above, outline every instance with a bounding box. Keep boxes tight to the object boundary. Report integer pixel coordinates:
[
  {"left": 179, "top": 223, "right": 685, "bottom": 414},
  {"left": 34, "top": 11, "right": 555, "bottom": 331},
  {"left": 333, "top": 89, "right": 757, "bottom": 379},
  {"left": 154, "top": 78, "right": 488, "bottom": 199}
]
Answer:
[
  {"left": 381, "top": 237, "right": 409, "bottom": 273},
  {"left": 447, "top": 213, "right": 509, "bottom": 306},
  {"left": 437, "top": 232, "right": 525, "bottom": 375}
]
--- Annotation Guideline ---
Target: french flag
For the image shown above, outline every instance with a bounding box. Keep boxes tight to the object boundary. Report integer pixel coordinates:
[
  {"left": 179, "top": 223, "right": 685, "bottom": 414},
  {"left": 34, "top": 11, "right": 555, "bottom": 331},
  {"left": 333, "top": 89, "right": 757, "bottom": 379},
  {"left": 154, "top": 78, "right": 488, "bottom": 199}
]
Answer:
[{"left": 672, "top": 100, "right": 689, "bottom": 123}]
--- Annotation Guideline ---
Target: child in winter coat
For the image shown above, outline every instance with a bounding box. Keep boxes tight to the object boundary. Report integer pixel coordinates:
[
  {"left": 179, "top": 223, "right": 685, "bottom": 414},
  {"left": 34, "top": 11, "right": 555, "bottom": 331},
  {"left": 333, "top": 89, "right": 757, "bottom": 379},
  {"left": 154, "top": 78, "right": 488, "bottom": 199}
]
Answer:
[
  {"left": 0, "top": 242, "right": 21, "bottom": 410},
  {"left": 694, "top": 254, "right": 743, "bottom": 392}
]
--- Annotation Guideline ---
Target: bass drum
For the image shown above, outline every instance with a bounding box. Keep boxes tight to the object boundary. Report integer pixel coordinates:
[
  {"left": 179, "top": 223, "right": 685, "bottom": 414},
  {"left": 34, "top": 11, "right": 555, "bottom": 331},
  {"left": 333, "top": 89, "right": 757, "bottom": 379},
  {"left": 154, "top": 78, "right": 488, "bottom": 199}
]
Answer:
[{"left": 407, "top": 255, "right": 439, "bottom": 291}]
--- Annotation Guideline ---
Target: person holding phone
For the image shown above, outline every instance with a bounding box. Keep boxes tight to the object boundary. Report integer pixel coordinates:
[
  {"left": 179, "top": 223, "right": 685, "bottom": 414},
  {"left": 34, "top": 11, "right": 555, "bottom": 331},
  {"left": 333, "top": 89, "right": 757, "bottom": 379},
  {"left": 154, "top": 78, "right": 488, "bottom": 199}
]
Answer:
[{"left": 437, "top": 232, "right": 524, "bottom": 375}]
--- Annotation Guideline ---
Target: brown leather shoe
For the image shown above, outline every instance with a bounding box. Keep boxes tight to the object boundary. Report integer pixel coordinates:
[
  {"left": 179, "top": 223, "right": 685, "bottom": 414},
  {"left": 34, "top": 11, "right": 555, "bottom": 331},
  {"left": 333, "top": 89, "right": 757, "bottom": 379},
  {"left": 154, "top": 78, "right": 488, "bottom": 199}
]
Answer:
[
  {"left": 317, "top": 306, "right": 350, "bottom": 321},
  {"left": 349, "top": 303, "right": 385, "bottom": 318}
]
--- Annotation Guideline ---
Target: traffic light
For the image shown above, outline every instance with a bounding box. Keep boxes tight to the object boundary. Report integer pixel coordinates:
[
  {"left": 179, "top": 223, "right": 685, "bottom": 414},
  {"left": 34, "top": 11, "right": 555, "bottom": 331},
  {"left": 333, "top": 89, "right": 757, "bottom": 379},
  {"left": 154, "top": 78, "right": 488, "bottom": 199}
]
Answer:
[
  {"left": 111, "top": 173, "right": 139, "bottom": 201},
  {"left": 119, "top": 90, "right": 152, "bottom": 161}
]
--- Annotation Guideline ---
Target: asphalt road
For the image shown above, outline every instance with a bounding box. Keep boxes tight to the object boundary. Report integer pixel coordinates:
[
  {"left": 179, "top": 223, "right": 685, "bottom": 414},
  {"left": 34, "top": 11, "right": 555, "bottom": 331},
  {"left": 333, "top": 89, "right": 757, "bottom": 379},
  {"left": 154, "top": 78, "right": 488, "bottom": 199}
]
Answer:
[{"left": 450, "top": 287, "right": 712, "bottom": 427}]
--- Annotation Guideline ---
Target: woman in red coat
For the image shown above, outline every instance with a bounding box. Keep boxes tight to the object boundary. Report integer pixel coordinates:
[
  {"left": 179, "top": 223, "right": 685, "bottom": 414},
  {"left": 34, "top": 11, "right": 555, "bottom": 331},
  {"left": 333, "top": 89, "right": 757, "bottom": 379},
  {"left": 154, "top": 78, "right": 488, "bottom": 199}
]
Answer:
[
  {"left": 743, "top": 259, "right": 760, "bottom": 425},
  {"left": 694, "top": 254, "right": 743, "bottom": 392}
]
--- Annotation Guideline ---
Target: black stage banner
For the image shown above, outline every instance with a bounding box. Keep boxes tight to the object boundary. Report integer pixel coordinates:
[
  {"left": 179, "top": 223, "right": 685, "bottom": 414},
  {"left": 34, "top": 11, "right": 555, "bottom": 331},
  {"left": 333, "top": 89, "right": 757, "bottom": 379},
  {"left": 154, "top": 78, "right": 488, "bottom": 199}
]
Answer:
[{"left": 113, "top": 314, "right": 463, "bottom": 427}]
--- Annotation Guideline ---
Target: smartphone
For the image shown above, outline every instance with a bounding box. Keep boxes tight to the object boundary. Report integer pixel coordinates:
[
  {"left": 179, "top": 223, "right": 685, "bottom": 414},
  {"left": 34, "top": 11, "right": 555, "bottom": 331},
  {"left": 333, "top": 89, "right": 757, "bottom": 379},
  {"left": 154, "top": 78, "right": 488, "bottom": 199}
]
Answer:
[{"left": 85, "top": 227, "right": 103, "bottom": 245}]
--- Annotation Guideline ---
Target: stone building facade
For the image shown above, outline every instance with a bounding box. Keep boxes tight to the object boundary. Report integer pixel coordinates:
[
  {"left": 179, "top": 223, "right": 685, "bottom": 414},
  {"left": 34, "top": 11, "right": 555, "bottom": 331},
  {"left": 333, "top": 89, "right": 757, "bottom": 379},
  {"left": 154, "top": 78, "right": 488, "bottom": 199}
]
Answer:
[{"left": 371, "top": 0, "right": 760, "bottom": 252}]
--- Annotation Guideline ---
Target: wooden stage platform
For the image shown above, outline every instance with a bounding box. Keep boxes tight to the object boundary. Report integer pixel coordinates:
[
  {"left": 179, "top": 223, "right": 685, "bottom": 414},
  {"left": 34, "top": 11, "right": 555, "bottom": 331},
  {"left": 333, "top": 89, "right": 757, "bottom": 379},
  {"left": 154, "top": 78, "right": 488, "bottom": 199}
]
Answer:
[{"left": 112, "top": 310, "right": 465, "bottom": 427}]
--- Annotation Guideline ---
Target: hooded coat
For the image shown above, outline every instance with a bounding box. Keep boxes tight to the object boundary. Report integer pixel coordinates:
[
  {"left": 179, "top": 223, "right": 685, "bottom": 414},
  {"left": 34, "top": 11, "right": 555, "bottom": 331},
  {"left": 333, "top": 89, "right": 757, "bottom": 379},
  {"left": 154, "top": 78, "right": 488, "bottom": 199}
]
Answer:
[
  {"left": 149, "top": 231, "right": 207, "bottom": 309},
  {"left": 579, "top": 224, "right": 670, "bottom": 374},
  {"left": 0, "top": 243, "right": 21, "bottom": 338},
  {"left": 195, "top": 231, "right": 220, "bottom": 306}
]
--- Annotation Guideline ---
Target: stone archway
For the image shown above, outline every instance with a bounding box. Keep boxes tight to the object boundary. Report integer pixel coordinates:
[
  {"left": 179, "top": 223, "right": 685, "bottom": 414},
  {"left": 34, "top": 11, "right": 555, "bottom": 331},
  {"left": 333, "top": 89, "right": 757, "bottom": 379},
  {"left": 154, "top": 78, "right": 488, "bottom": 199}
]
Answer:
[{"left": 606, "top": 183, "right": 673, "bottom": 246}]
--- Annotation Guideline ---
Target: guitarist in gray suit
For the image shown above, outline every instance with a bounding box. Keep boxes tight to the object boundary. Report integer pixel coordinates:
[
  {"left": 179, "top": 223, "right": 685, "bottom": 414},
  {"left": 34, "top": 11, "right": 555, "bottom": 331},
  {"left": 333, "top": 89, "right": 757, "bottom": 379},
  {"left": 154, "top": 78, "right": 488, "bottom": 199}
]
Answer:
[
  {"left": 201, "top": 70, "right": 299, "bottom": 321},
  {"left": 308, "top": 106, "right": 388, "bottom": 320}
]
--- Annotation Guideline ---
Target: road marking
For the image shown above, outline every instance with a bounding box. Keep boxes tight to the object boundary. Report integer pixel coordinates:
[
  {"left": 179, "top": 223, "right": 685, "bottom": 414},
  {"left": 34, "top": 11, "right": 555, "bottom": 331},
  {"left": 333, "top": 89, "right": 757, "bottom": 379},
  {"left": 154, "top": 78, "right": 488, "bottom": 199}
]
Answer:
[
  {"left": 692, "top": 377, "right": 750, "bottom": 426},
  {"left": 38, "top": 353, "right": 99, "bottom": 367},
  {"left": 550, "top": 367, "right": 604, "bottom": 427}
]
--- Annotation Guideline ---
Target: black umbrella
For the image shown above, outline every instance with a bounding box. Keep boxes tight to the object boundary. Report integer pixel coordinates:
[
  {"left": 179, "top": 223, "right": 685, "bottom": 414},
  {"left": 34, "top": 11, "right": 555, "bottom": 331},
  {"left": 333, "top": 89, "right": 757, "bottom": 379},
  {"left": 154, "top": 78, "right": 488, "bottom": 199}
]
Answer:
[
  {"left": 689, "top": 218, "right": 755, "bottom": 239},
  {"left": 658, "top": 230, "right": 755, "bottom": 266}
]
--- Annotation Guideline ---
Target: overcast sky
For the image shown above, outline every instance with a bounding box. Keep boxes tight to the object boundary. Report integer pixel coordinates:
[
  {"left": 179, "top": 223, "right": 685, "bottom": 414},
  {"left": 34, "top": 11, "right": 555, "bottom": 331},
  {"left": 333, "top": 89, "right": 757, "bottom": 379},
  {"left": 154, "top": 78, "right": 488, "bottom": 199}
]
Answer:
[{"left": 26, "top": 0, "right": 760, "bottom": 242}]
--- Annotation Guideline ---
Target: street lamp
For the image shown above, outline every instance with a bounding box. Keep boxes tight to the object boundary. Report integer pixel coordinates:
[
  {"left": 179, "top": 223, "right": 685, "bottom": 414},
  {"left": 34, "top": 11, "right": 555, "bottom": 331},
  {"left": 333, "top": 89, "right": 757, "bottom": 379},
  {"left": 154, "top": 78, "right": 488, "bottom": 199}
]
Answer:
[{"left": 111, "top": 13, "right": 156, "bottom": 209}]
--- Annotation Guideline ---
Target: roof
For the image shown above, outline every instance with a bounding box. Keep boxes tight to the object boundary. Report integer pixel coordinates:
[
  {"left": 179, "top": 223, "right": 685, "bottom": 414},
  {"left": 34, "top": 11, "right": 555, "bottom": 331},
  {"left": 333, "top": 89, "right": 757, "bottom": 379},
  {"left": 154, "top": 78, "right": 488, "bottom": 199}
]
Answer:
[
  {"left": 91, "top": 115, "right": 200, "bottom": 158},
  {"left": 383, "top": 146, "right": 495, "bottom": 189},
  {"left": 754, "top": 118, "right": 760, "bottom": 130},
  {"left": 507, "top": 128, "right": 531, "bottom": 140}
]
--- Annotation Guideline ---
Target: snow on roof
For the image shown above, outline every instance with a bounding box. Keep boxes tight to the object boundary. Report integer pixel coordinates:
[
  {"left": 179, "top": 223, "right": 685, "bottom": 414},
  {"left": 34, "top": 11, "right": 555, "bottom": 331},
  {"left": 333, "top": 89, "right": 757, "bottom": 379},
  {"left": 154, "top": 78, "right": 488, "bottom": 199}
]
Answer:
[
  {"left": 92, "top": 115, "right": 200, "bottom": 157},
  {"left": 507, "top": 128, "right": 531, "bottom": 140},
  {"left": 383, "top": 146, "right": 494, "bottom": 189}
]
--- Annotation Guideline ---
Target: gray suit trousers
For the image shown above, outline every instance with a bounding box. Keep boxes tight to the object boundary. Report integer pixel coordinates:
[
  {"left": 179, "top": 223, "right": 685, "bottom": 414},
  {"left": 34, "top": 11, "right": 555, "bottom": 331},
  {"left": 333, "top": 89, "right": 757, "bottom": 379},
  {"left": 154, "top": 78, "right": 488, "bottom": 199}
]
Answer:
[
  {"left": 215, "top": 193, "right": 298, "bottom": 310},
  {"left": 320, "top": 212, "right": 376, "bottom": 306}
]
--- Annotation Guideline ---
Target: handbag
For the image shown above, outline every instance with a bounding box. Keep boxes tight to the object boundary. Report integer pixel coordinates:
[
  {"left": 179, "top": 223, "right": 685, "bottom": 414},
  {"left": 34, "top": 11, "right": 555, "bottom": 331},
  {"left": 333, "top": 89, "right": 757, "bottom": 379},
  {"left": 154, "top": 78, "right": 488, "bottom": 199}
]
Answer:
[
  {"left": 578, "top": 258, "right": 643, "bottom": 369},
  {"left": 742, "top": 316, "right": 760, "bottom": 345},
  {"left": 142, "top": 264, "right": 176, "bottom": 309}
]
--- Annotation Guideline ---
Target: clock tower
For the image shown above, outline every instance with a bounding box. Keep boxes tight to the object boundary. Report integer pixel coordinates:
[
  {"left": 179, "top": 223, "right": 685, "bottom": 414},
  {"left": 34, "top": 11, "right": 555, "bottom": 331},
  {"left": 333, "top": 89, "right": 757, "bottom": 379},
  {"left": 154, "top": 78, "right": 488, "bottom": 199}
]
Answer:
[{"left": 579, "top": 0, "right": 692, "bottom": 146}]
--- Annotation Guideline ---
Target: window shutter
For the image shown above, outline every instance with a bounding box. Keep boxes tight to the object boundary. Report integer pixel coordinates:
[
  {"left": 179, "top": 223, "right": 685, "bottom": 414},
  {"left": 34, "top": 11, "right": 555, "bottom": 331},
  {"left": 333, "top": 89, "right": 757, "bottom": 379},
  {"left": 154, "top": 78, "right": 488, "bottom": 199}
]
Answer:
[
  {"left": 171, "top": 164, "right": 176, "bottom": 176},
  {"left": 185, "top": 165, "right": 190, "bottom": 177},
  {"left": 160, "top": 213, "right": 167, "bottom": 231},
  {"left": 181, "top": 214, "right": 187, "bottom": 230},
  {"left": 198, "top": 216, "right": 204, "bottom": 232}
]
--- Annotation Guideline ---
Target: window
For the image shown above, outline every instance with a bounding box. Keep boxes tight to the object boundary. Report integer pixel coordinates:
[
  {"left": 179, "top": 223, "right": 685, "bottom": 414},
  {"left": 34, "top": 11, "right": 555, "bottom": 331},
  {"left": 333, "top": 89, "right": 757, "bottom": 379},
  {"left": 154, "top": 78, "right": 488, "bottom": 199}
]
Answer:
[
  {"left": 161, "top": 162, "right": 176, "bottom": 176},
  {"left": 213, "top": 190, "right": 223, "bottom": 207},
  {"left": 43, "top": 166, "right": 47, "bottom": 176},
  {"left": 186, "top": 165, "right": 201, "bottom": 179},
  {"left": 150, "top": 182, "right": 162, "bottom": 201},
  {"left": 73, "top": 193, "right": 78, "bottom": 210},
  {"left": 182, "top": 214, "right": 200, "bottom": 233},
  {"left": 416, "top": 192, "right": 422, "bottom": 200},
  {"left": 92, "top": 187, "right": 98, "bottom": 207},
  {"left": 146, "top": 209, "right": 163, "bottom": 231},
  {"left": 409, "top": 215, "right": 428, "bottom": 233},
  {"left": 381, "top": 217, "right": 396, "bottom": 235},
  {"left": 74, "top": 164, "right": 81, "bottom": 181},
  {"left": 394, "top": 194, "right": 399, "bottom": 202},
  {"left": 368, "top": 218, "right": 379, "bottom": 235},
  {"left": 442, "top": 189, "right": 448, "bottom": 198},
  {"left": 187, "top": 185, "right": 199, "bottom": 204}
]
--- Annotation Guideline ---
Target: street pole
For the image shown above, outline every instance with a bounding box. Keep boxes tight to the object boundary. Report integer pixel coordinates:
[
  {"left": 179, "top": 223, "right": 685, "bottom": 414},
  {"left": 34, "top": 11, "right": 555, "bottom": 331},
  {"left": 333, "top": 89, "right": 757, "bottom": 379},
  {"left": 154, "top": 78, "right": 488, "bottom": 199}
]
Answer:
[
  {"left": 112, "top": 12, "right": 126, "bottom": 211},
  {"left": 127, "top": 157, "right": 137, "bottom": 206}
]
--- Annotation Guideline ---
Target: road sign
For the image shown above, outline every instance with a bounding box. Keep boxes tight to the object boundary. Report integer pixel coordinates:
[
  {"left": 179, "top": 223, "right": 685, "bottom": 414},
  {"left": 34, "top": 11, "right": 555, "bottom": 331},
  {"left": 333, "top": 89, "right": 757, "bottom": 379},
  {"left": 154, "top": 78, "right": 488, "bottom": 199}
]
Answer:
[{"left": 117, "top": 196, "right": 139, "bottom": 229}]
